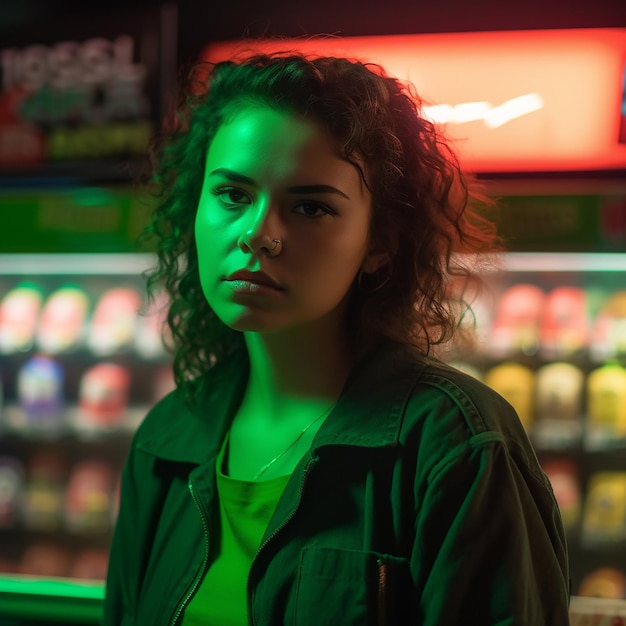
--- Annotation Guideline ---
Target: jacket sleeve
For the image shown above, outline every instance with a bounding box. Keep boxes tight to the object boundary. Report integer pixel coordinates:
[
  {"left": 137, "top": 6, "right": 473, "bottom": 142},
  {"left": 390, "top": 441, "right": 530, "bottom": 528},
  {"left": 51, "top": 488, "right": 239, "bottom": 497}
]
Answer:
[
  {"left": 411, "top": 434, "right": 570, "bottom": 626},
  {"left": 102, "top": 440, "right": 152, "bottom": 626}
]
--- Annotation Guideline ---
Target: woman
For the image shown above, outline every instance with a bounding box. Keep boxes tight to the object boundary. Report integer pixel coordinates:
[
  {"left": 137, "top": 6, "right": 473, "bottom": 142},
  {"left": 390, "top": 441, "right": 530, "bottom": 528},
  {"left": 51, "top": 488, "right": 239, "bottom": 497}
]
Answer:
[{"left": 103, "top": 51, "right": 570, "bottom": 625}]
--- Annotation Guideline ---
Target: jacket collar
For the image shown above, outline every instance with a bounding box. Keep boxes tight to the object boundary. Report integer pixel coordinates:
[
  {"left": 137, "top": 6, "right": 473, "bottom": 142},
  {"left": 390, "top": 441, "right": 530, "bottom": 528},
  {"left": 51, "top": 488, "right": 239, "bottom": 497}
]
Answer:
[
  {"left": 313, "top": 340, "right": 426, "bottom": 450},
  {"left": 136, "top": 340, "right": 426, "bottom": 464}
]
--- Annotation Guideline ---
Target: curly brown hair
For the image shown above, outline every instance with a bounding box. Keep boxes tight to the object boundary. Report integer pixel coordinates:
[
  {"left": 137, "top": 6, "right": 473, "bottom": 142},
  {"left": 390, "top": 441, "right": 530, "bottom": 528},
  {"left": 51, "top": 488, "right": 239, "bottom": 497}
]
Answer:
[{"left": 140, "top": 51, "right": 500, "bottom": 397}]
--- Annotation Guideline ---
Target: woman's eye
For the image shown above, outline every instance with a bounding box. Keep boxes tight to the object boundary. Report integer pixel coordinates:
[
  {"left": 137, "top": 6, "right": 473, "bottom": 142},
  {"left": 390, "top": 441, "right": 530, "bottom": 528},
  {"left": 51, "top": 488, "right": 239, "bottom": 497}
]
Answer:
[
  {"left": 211, "top": 187, "right": 251, "bottom": 207},
  {"left": 293, "top": 202, "right": 333, "bottom": 218}
]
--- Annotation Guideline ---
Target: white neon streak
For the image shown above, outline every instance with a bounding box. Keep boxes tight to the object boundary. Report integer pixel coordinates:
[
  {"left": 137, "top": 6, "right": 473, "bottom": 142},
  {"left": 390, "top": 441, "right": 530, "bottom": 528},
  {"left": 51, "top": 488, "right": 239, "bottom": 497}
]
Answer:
[
  {"left": 450, "top": 101, "right": 492, "bottom": 123},
  {"left": 423, "top": 93, "right": 544, "bottom": 128},
  {"left": 484, "top": 94, "right": 544, "bottom": 128},
  {"left": 422, "top": 104, "right": 453, "bottom": 124}
]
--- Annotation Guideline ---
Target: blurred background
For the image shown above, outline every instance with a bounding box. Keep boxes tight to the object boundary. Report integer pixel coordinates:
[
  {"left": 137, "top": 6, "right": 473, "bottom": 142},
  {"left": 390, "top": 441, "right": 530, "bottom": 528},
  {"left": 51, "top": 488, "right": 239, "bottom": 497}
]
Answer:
[{"left": 0, "top": 1, "right": 626, "bottom": 624}]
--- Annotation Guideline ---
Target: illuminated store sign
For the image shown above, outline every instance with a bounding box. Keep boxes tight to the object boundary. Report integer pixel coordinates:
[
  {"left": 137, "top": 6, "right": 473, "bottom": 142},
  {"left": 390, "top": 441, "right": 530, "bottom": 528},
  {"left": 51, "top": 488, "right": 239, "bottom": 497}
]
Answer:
[
  {"left": 0, "top": 36, "right": 150, "bottom": 165},
  {"left": 0, "top": 7, "right": 175, "bottom": 180},
  {"left": 203, "top": 29, "right": 626, "bottom": 173}
]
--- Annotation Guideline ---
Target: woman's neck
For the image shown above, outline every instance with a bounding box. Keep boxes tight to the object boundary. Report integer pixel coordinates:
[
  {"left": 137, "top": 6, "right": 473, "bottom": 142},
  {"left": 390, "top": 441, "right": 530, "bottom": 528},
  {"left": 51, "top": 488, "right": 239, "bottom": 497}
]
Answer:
[{"left": 240, "top": 322, "right": 353, "bottom": 423}]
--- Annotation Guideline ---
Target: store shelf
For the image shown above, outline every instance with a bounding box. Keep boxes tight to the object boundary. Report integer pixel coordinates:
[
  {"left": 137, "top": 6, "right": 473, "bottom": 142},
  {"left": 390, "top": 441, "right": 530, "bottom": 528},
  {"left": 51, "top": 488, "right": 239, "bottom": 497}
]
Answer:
[
  {"left": 2, "top": 251, "right": 623, "bottom": 276},
  {"left": 498, "top": 252, "right": 626, "bottom": 273},
  {"left": 0, "top": 254, "right": 155, "bottom": 276},
  {"left": 569, "top": 595, "right": 626, "bottom": 624},
  {"left": 0, "top": 575, "right": 103, "bottom": 623}
]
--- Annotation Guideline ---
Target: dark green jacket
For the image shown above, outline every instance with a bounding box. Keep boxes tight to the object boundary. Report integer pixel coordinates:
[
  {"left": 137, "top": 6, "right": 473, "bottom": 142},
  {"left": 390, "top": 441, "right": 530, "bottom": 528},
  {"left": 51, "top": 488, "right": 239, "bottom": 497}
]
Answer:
[{"left": 103, "top": 341, "right": 570, "bottom": 625}]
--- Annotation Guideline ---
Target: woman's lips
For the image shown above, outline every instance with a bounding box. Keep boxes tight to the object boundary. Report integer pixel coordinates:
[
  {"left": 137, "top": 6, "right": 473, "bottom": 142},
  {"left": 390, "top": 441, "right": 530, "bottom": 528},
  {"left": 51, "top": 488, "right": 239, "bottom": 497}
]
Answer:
[{"left": 224, "top": 270, "right": 284, "bottom": 292}]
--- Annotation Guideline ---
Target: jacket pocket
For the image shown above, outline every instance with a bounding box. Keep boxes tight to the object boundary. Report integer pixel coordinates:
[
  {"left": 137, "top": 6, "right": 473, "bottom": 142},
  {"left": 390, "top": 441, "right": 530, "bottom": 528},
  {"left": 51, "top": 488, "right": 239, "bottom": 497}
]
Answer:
[{"left": 293, "top": 547, "right": 411, "bottom": 626}]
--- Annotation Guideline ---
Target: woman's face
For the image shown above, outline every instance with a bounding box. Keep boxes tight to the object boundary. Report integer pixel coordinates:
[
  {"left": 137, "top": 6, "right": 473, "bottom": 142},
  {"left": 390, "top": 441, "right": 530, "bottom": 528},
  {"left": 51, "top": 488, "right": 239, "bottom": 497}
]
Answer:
[{"left": 195, "top": 105, "right": 379, "bottom": 335}]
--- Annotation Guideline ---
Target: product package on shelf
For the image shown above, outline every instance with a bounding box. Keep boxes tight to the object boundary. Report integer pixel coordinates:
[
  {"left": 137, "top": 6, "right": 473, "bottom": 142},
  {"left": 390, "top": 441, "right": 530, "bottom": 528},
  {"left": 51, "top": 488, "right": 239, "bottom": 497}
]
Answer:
[
  {"left": 581, "top": 472, "right": 626, "bottom": 546},
  {"left": 0, "top": 283, "right": 43, "bottom": 355},
  {"left": 532, "top": 361, "right": 585, "bottom": 448},
  {"left": 483, "top": 362, "right": 535, "bottom": 432},
  {"left": 585, "top": 363, "right": 626, "bottom": 450},
  {"left": 36, "top": 285, "right": 91, "bottom": 354}
]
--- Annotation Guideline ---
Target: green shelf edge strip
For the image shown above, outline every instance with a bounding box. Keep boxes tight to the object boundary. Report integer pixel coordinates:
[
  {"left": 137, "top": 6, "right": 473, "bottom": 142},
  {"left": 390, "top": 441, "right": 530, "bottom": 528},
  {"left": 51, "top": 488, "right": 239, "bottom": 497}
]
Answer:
[{"left": 0, "top": 576, "right": 104, "bottom": 622}]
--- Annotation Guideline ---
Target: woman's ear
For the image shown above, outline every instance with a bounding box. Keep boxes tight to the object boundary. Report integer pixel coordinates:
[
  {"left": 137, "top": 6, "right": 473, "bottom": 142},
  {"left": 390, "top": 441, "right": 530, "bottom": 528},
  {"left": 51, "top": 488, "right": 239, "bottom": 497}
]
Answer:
[{"left": 360, "top": 250, "right": 390, "bottom": 275}]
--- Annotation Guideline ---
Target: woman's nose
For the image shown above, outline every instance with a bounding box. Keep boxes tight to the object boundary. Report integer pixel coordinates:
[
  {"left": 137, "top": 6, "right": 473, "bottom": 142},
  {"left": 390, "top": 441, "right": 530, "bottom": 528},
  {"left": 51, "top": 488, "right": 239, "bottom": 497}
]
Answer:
[
  {"left": 237, "top": 204, "right": 282, "bottom": 257},
  {"left": 238, "top": 230, "right": 282, "bottom": 257}
]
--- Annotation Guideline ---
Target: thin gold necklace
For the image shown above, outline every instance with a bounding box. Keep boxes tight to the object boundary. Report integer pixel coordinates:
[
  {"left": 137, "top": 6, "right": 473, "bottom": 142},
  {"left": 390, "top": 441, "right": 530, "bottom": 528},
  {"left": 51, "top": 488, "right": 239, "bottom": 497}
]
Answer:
[{"left": 253, "top": 406, "right": 332, "bottom": 481}]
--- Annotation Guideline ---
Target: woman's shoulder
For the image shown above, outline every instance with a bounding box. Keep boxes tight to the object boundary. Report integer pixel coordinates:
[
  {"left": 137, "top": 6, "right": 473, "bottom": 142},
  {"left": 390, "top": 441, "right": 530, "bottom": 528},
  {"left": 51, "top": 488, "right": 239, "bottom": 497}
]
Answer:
[
  {"left": 368, "top": 340, "right": 516, "bottom": 425},
  {"left": 370, "top": 342, "right": 529, "bottom": 446},
  {"left": 398, "top": 351, "right": 540, "bottom": 468},
  {"left": 416, "top": 357, "right": 519, "bottom": 430}
]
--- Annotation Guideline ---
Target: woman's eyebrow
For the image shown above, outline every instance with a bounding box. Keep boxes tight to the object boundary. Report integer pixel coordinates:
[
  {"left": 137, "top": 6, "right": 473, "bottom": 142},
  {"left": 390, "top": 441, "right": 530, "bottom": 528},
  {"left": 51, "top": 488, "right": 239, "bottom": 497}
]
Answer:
[
  {"left": 286, "top": 184, "right": 350, "bottom": 200},
  {"left": 208, "top": 168, "right": 256, "bottom": 185}
]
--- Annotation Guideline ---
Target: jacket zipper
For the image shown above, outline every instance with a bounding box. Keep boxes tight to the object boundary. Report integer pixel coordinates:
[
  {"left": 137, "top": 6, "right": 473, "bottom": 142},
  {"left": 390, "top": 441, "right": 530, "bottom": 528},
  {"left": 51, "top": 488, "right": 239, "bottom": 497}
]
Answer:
[
  {"left": 169, "top": 479, "right": 211, "bottom": 626},
  {"left": 377, "top": 556, "right": 388, "bottom": 626},
  {"left": 246, "top": 457, "right": 317, "bottom": 625}
]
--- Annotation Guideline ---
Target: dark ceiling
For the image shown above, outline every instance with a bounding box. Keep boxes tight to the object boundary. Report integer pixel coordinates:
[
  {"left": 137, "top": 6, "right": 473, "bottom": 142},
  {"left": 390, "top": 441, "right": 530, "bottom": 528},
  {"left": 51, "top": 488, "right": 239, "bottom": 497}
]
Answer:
[{"left": 1, "top": 0, "right": 626, "bottom": 67}]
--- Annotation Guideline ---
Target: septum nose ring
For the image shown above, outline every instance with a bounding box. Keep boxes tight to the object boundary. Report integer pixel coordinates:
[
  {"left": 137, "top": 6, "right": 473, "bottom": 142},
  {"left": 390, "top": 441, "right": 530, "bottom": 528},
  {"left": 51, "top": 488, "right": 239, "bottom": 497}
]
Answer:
[{"left": 268, "top": 239, "right": 282, "bottom": 257}]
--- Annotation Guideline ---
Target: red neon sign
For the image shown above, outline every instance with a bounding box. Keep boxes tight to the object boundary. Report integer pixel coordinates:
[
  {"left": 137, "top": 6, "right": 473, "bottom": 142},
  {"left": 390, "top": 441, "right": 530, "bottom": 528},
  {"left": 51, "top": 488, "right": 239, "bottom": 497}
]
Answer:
[{"left": 202, "top": 29, "right": 626, "bottom": 173}]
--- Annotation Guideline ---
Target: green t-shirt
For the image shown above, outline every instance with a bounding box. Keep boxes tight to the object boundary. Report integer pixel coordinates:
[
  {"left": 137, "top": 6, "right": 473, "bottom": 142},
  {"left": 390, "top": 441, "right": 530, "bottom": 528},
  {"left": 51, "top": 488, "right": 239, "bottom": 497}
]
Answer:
[{"left": 182, "top": 435, "right": 290, "bottom": 626}]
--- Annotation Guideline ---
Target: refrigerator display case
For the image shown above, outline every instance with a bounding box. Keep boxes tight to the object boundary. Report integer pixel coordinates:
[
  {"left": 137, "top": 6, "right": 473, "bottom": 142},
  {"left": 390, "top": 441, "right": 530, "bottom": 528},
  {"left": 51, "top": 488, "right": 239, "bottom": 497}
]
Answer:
[{"left": 0, "top": 252, "right": 172, "bottom": 623}]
